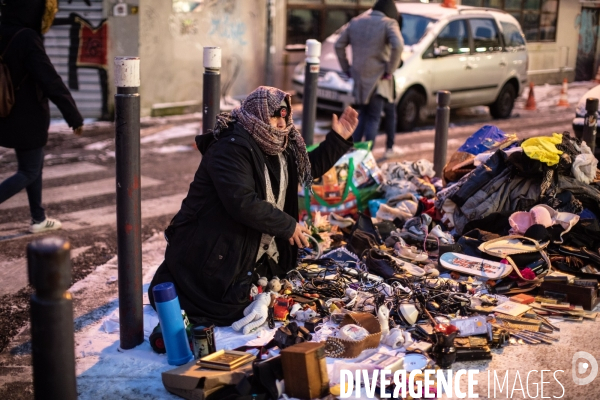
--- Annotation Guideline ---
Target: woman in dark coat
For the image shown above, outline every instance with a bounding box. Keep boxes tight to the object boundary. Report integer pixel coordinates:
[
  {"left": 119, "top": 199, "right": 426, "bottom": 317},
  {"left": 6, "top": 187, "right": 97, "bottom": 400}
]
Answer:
[
  {"left": 0, "top": 0, "right": 83, "bottom": 233},
  {"left": 149, "top": 86, "right": 358, "bottom": 326}
]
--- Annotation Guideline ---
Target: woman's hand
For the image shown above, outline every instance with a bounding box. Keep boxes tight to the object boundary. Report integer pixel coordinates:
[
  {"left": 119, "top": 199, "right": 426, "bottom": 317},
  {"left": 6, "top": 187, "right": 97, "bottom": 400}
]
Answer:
[
  {"left": 73, "top": 125, "right": 83, "bottom": 136},
  {"left": 332, "top": 106, "right": 359, "bottom": 140},
  {"left": 289, "top": 223, "right": 310, "bottom": 247}
]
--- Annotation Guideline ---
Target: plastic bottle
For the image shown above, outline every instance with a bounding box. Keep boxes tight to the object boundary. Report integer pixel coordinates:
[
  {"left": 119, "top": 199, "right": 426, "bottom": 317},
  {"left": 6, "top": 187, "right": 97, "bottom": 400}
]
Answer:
[{"left": 152, "top": 282, "right": 194, "bottom": 365}]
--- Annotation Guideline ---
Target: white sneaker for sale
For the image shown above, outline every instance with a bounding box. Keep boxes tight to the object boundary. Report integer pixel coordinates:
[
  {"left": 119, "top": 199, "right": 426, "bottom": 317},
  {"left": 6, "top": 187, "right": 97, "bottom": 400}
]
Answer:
[
  {"left": 30, "top": 217, "right": 62, "bottom": 233},
  {"left": 429, "top": 224, "right": 454, "bottom": 244}
]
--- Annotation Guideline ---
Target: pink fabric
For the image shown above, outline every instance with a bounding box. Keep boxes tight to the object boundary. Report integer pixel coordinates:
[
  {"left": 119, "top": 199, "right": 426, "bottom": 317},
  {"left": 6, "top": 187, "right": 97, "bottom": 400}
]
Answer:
[
  {"left": 530, "top": 206, "right": 552, "bottom": 227},
  {"left": 509, "top": 212, "right": 532, "bottom": 234},
  {"left": 509, "top": 205, "right": 579, "bottom": 239}
]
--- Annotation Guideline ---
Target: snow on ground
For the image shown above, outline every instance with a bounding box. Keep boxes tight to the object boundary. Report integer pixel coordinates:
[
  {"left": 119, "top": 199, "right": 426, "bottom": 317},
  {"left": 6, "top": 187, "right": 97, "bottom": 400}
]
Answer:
[
  {"left": 72, "top": 233, "right": 279, "bottom": 399},
  {"left": 140, "top": 123, "right": 200, "bottom": 144},
  {"left": 150, "top": 145, "right": 194, "bottom": 154},
  {"left": 517, "top": 81, "right": 597, "bottom": 110}
]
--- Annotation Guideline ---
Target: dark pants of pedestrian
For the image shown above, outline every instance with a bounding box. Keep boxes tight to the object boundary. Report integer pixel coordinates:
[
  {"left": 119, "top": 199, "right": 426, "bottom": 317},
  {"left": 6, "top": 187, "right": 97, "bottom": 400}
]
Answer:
[
  {"left": 0, "top": 147, "right": 45, "bottom": 223},
  {"left": 352, "top": 94, "right": 386, "bottom": 143},
  {"left": 384, "top": 100, "right": 396, "bottom": 150}
]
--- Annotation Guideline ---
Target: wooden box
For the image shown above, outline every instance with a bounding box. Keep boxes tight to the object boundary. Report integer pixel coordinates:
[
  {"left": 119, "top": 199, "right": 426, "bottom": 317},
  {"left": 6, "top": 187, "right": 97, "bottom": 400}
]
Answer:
[
  {"left": 540, "top": 281, "right": 599, "bottom": 311},
  {"left": 281, "top": 342, "right": 329, "bottom": 399}
]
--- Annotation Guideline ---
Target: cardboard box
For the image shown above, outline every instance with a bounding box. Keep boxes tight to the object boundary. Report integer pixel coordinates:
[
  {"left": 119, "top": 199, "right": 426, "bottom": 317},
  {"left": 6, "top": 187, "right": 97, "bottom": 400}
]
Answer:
[
  {"left": 161, "top": 360, "right": 252, "bottom": 400},
  {"left": 281, "top": 342, "right": 329, "bottom": 399}
]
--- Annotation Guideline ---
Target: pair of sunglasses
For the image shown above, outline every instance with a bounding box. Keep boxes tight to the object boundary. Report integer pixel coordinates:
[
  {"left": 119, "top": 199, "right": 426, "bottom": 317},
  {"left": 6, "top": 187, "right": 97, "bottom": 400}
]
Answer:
[{"left": 272, "top": 106, "right": 289, "bottom": 118}]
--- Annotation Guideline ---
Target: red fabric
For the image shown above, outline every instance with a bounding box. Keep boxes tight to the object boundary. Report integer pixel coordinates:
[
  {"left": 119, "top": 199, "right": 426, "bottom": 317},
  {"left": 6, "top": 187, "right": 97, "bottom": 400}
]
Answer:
[
  {"left": 76, "top": 18, "right": 108, "bottom": 67},
  {"left": 419, "top": 197, "right": 442, "bottom": 221}
]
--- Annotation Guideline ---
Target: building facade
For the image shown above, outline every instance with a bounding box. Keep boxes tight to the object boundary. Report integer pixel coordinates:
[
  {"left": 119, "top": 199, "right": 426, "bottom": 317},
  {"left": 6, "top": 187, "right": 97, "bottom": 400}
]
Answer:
[{"left": 38, "top": 0, "right": 600, "bottom": 118}]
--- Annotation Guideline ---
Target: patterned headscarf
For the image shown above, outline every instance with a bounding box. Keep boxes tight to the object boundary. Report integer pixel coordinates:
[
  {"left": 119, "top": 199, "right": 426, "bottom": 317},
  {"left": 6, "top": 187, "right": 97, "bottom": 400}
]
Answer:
[{"left": 211, "top": 86, "right": 313, "bottom": 187}]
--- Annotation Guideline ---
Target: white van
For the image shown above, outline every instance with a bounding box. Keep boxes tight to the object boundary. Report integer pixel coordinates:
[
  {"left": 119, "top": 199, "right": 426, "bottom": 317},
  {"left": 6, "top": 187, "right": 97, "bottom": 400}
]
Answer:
[{"left": 292, "top": 2, "right": 528, "bottom": 131}]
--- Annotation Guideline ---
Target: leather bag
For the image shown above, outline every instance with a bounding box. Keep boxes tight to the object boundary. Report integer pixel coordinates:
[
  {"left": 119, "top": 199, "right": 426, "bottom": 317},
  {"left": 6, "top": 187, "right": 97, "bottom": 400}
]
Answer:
[{"left": 0, "top": 29, "right": 25, "bottom": 118}]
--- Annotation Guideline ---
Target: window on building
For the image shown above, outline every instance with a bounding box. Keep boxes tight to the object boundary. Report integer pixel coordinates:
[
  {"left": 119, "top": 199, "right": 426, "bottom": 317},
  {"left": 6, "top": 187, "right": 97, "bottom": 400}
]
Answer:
[
  {"left": 286, "top": 0, "right": 374, "bottom": 47},
  {"left": 461, "top": 0, "right": 558, "bottom": 42}
]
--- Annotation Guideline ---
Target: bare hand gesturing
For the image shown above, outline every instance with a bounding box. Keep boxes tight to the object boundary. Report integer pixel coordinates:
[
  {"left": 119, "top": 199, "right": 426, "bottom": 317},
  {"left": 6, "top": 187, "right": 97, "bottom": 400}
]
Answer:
[{"left": 332, "top": 106, "right": 359, "bottom": 140}]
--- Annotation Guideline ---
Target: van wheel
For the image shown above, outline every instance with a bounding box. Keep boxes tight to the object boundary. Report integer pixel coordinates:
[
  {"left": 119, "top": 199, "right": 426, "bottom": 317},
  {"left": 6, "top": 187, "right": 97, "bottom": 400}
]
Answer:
[
  {"left": 397, "top": 89, "right": 425, "bottom": 132},
  {"left": 490, "top": 83, "right": 516, "bottom": 119}
]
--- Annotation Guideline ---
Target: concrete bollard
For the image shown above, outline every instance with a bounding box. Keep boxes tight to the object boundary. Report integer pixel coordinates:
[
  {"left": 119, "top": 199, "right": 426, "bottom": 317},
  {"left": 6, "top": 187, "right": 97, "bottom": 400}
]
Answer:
[
  {"left": 302, "top": 39, "right": 321, "bottom": 146},
  {"left": 433, "top": 91, "right": 451, "bottom": 178},
  {"left": 114, "top": 56, "right": 144, "bottom": 350},
  {"left": 582, "top": 97, "right": 599, "bottom": 154},
  {"left": 28, "top": 237, "right": 76, "bottom": 400},
  {"left": 203, "top": 47, "right": 221, "bottom": 134}
]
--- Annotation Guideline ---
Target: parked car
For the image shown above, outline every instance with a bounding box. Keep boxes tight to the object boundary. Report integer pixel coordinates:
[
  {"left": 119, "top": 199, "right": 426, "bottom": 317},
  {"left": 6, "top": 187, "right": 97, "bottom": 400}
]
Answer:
[
  {"left": 292, "top": 2, "right": 529, "bottom": 131},
  {"left": 572, "top": 84, "right": 600, "bottom": 148}
]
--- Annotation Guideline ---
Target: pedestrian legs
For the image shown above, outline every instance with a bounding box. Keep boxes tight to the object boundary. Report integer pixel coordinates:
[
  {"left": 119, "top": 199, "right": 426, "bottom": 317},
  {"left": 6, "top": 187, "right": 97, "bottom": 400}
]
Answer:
[
  {"left": 0, "top": 147, "right": 45, "bottom": 222},
  {"left": 354, "top": 94, "right": 385, "bottom": 143},
  {"left": 384, "top": 100, "right": 397, "bottom": 150}
]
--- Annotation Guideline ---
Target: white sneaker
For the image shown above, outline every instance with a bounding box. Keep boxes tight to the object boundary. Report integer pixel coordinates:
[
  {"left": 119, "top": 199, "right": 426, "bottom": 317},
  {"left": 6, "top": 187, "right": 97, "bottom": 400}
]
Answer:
[
  {"left": 429, "top": 224, "right": 454, "bottom": 244},
  {"left": 30, "top": 218, "right": 62, "bottom": 233},
  {"left": 385, "top": 149, "right": 401, "bottom": 159}
]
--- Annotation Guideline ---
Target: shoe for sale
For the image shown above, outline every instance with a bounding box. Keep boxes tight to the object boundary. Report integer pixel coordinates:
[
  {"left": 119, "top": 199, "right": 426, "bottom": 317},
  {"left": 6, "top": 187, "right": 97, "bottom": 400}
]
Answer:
[
  {"left": 399, "top": 231, "right": 439, "bottom": 251},
  {"left": 389, "top": 255, "right": 425, "bottom": 277},
  {"left": 429, "top": 225, "right": 454, "bottom": 245},
  {"left": 328, "top": 212, "right": 354, "bottom": 229},
  {"left": 30, "top": 217, "right": 62, "bottom": 234},
  {"left": 384, "top": 229, "right": 406, "bottom": 248},
  {"left": 365, "top": 248, "right": 398, "bottom": 280},
  {"left": 394, "top": 242, "right": 429, "bottom": 263},
  {"left": 403, "top": 214, "right": 432, "bottom": 238}
]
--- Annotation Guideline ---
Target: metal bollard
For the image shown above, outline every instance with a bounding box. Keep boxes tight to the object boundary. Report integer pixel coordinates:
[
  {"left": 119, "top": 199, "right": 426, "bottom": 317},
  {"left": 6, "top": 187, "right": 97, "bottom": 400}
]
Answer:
[
  {"left": 265, "top": 0, "right": 275, "bottom": 87},
  {"left": 203, "top": 47, "right": 221, "bottom": 134},
  {"left": 302, "top": 39, "right": 321, "bottom": 146},
  {"left": 28, "top": 237, "right": 76, "bottom": 400},
  {"left": 582, "top": 97, "right": 599, "bottom": 154},
  {"left": 433, "top": 91, "right": 451, "bottom": 179},
  {"left": 114, "top": 57, "right": 144, "bottom": 350}
]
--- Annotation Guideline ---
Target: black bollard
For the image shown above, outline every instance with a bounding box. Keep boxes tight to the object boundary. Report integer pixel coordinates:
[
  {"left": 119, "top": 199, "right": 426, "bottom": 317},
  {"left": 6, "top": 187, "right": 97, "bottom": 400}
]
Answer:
[
  {"left": 582, "top": 97, "right": 599, "bottom": 154},
  {"left": 302, "top": 39, "right": 321, "bottom": 146},
  {"left": 28, "top": 237, "right": 76, "bottom": 400},
  {"left": 202, "top": 47, "right": 221, "bottom": 134},
  {"left": 114, "top": 57, "right": 144, "bottom": 350},
  {"left": 434, "top": 90, "right": 451, "bottom": 178}
]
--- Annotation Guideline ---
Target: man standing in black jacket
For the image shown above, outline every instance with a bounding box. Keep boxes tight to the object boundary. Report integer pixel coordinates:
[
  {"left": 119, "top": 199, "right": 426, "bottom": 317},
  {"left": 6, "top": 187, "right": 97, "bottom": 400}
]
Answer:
[{"left": 0, "top": 0, "right": 83, "bottom": 233}]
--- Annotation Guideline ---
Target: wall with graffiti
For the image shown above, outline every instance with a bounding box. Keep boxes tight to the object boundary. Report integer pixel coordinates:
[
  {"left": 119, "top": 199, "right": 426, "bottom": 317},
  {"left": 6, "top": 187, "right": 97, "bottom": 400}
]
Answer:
[
  {"left": 139, "top": 0, "right": 266, "bottom": 117},
  {"left": 46, "top": 0, "right": 109, "bottom": 119}
]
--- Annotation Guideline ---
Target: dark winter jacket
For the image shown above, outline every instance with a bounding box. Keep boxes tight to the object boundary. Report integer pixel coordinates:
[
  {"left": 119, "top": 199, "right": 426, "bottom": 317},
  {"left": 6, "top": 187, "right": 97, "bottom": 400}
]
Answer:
[
  {"left": 0, "top": 0, "right": 83, "bottom": 150},
  {"left": 153, "top": 122, "right": 352, "bottom": 326}
]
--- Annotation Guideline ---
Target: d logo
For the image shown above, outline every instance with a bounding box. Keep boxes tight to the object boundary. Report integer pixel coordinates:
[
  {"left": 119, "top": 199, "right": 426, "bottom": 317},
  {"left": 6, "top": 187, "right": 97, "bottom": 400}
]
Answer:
[{"left": 572, "top": 351, "right": 598, "bottom": 385}]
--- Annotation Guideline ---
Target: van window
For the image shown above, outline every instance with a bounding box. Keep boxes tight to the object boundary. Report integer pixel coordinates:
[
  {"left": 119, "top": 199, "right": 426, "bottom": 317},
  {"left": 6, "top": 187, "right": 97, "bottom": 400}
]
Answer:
[
  {"left": 401, "top": 14, "right": 435, "bottom": 46},
  {"left": 469, "top": 19, "right": 502, "bottom": 52},
  {"left": 501, "top": 22, "right": 526, "bottom": 48},
  {"left": 436, "top": 20, "right": 470, "bottom": 55}
]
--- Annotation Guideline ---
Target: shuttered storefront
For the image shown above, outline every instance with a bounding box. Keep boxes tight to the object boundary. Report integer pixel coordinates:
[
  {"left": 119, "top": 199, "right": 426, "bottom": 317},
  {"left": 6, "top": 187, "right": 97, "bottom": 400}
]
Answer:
[{"left": 45, "top": 0, "right": 106, "bottom": 119}]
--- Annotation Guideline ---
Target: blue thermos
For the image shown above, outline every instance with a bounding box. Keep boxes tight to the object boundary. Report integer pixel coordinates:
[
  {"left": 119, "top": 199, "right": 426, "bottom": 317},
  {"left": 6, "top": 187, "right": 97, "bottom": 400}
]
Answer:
[{"left": 152, "top": 282, "right": 194, "bottom": 365}]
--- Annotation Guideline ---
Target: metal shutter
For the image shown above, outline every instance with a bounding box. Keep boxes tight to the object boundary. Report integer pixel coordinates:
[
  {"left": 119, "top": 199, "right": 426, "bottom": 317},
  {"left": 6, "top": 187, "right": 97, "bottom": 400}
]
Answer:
[{"left": 45, "top": 0, "right": 104, "bottom": 119}]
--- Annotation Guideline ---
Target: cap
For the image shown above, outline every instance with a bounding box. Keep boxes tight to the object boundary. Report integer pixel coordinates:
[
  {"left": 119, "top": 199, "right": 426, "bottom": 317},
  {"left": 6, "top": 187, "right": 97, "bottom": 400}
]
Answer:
[{"left": 153, "top": 282, "right": 178, "bottom": 303}]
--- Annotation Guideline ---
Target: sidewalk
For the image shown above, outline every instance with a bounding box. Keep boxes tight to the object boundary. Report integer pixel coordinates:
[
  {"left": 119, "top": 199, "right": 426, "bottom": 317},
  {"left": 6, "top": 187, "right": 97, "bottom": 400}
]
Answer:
[
  {"left": 1, "top": 81, "right": 599, "bottom": 399},
  {"left": 5, "top": 232, "right": 594, "bottom": 399}
]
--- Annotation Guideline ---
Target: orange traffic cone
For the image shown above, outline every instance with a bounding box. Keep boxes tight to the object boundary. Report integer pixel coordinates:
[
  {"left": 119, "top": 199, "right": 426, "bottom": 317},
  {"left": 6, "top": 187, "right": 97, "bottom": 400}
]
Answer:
[
  {"left": 557, "top": 78, "right": 569, "bottom": 107},
  {"left": 441, "top": 0, "right": 456, "bottom": 8},
  {"left": 525, "top": 82, "right": 536, "bottom": 111}
]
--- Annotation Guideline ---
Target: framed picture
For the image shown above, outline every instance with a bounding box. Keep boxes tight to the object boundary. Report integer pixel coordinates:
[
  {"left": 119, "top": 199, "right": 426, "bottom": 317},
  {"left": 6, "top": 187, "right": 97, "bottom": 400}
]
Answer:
[{"left": 198, "top": 350, "right": 255, "bottom": 371}]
